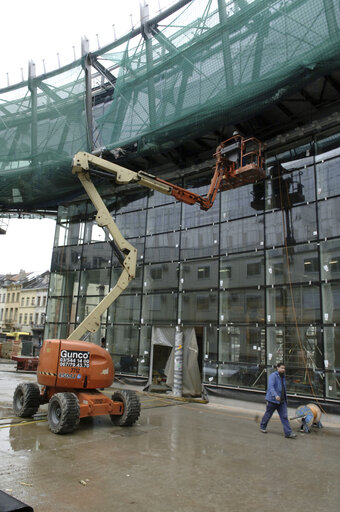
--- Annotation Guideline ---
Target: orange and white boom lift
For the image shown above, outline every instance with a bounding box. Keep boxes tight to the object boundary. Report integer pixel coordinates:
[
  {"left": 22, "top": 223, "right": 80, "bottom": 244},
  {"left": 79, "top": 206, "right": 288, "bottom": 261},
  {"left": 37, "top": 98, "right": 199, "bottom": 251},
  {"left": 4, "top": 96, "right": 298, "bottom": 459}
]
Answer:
[{"left": 13, "top": 135, "right": 264, "bottom": 434}]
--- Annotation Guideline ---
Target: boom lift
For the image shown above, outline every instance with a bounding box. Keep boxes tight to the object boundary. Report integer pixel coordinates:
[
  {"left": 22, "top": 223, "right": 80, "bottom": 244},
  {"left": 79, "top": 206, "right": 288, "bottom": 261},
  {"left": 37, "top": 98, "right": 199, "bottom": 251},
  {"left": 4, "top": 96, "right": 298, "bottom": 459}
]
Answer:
[{"left": 12, "top": 135, "right": 265, "bottom": 434}]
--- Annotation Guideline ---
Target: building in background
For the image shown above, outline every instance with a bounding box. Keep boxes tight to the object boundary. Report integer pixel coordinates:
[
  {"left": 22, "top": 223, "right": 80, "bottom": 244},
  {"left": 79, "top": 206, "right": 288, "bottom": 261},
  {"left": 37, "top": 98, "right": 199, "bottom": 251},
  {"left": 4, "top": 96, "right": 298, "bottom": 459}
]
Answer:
[{"left": 0, "top": 271, "right": 49, "bottom": 346}]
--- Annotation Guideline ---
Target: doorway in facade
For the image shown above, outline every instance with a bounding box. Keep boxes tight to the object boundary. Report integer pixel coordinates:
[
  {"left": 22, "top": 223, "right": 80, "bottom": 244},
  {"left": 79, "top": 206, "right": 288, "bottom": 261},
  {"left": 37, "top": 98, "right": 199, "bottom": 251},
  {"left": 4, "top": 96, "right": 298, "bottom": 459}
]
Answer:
[{"left": 147, "top": 327, "right": 202, "bottom": 396}]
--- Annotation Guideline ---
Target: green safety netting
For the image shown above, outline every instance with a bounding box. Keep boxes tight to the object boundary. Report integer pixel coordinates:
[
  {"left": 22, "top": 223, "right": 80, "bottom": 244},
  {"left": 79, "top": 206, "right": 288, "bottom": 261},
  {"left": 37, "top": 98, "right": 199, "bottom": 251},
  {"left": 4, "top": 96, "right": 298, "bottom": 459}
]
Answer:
[{"left": 1, "top": 0, "right": 340, "bottom": 209}]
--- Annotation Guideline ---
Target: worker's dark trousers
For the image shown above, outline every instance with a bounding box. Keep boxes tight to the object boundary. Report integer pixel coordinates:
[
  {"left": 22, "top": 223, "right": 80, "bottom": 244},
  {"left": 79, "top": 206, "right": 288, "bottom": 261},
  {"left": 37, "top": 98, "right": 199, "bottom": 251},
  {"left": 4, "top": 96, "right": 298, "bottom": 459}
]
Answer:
[{"left": 260, "top": 400, "right": 292, "bottom": 436}]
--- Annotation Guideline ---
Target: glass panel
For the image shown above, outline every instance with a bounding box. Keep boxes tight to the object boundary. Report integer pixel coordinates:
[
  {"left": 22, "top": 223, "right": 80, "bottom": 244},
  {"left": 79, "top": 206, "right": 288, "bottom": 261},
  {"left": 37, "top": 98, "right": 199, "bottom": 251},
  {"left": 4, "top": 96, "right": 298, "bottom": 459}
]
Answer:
[
  {"left": 55, "top": 203, "right": 86, "bottom": 246},
  {"left": 108, "top": 295, "right": 141, "bottom": 324},
  {"left": 144, "top": 263, "right": 179, "bottom": 291},
  {"left": 79, "top": 269, "right": 111, "bottom": 296},
  {"left": 84, "top": 221, "right": 110, "bottom": 243},
  {"left": 265, "top": 203, "right": 317, "bottom": 247},
  {"left": 146, "top": 203, "right": 181, "bottom": 234},
  {"left": 81, "top": 242, "right": 112, "bottom": 269},
  {"left": 141, "top": 293, "right": 178, "bottom": 324},
  {"left": 321, "top": 283, "right": 340, "bottom": 324},
  {"left": 138, "top": 326, "right": 151, "bottom": 377},
  {"left": 266, "top": 284, "right": 320, "bottom": 324},
  {"left": 182, "top": 196, "right": 219, "bottom": 228},
  {"left": 285, "top": 367, "right": 324, "bottom": 397},
  {"left": 219, "top": 325, "right": 265, "bottom": 364},
  {"left": 181, "top": 225, "right": 219, "bottom": 259},
  {"left": 221, "top": 182, "right": 263, "bottom": 220},
  {"left": 44, "top": 322, "right": 71, "bottom": 339},
  {"left": 266, "top": 165, "right": 315, "bottom": 208},
  {"left": 267, "top": 325, "right": 323, "bottom": 366},
  {"left": 51, "top": 246, "right": 82, "bottom": 272},
  {"left": 220, "top": 253, "right": 264, "bottom": 289},
  {"left": 180, "top": 259, "right": 218, "bottom": 290},
  {"left": 220, "top": 288, "right": 264, "bottom": 323},
  {"left": 145, "top": 232, "right": 180, "bottom": 262},
  {"left": 112, "top": 265, "right": 143, "bottom": 292},
  {"left": 180, "top": 291, "right": 218, "bottom": 323},
  {"left": 46, "top": 296, "right": 77, "bottom": 324},
  {"left": 218, "top": 363, "right": 266, "bottom": 389},
  {"left": 49, "top": 271, "right": 80, "bottom": 297},
  {"left": 115, "top": 189, "right": 148, "bottom": 213},
  {"left": 266, "top": 244, "right": 319, "bottom": 286},
  {"left": 324, "top": 326, "right": 340, "bottom": 398},
  {"left": 316, "top": 157, "right": 340, "bottom": 199},
  {"left": 76, "top": 296, "right": 107, "bottom": 324},
  {"left": 320, "top": 239, "right": 340, "bottom": 281},
  {"left": 220, "top": 216, "right": 264, "bottom": 254},
  {"left": 318, "top": 197, "right": 340, "bottom": 239},
  {"left": 202, "top": 326, "right": 218, "bottom": 384},
  {"left": 106, "top": 324, "right": 139, "bottom": 357},
  {"left": 115, "top": 209, "right": 146, "bottom": 238}
]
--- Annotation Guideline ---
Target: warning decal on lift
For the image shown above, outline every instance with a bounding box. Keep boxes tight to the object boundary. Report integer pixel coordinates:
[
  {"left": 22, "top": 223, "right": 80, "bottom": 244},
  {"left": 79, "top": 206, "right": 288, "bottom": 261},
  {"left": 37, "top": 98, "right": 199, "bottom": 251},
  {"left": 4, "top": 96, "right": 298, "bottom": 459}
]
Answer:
[{"left": 59, "top": 349, "right": 90, "bottom": 368}]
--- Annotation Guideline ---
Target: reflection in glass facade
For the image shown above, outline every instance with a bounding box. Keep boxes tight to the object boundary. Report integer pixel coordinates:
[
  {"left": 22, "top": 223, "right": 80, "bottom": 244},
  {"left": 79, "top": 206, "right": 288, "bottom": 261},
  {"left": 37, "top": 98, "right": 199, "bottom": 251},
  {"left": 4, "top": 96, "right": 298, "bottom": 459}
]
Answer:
[{"left": 46, "top": 135, "right": 340, "bottom": 402}]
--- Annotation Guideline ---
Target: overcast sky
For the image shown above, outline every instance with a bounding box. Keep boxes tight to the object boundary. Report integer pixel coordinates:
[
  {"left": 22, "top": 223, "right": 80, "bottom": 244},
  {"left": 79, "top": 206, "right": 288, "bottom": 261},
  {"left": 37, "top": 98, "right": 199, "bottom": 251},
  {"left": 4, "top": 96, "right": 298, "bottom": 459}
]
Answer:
[{"left": 0, "top": 0, "right": 174, "bottom": 275}]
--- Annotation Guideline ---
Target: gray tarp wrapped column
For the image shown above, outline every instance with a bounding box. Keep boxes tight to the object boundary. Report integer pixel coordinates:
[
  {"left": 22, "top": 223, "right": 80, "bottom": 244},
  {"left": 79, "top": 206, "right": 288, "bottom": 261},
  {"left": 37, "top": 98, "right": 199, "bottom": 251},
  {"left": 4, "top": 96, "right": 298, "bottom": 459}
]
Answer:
[{"left": 151, "top": 327, "right": 201, "bottom": 397}]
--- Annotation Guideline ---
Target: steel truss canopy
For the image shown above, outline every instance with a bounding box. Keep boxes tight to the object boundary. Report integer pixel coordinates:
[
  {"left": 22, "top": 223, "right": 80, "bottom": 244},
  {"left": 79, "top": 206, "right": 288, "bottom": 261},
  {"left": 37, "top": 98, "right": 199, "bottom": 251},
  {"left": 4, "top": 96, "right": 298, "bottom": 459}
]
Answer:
[{"left": 1, "top": 0, "right": 340, "bottom": 211}]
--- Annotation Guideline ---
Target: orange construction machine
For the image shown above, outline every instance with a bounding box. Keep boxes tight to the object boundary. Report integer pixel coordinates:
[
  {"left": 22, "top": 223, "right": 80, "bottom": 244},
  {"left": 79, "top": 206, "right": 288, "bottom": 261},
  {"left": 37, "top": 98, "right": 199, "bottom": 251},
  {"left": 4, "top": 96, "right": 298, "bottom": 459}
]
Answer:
[{"left": 13, "top": 135, "right": 265, "bottom": 434}]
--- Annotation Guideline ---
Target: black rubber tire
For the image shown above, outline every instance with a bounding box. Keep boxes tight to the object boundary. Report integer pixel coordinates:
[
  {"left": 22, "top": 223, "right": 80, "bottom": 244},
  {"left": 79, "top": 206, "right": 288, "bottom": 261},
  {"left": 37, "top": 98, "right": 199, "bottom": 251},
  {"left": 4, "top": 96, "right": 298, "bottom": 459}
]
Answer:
[
  {"left": 110, "top": 390, "right": 141, "bottom": 426},
  {"left": 13, "top": 382, "right": 40, "bottom": 418},
  {"left": 48, "top": 392, "right": 80, "bottom": 434}
]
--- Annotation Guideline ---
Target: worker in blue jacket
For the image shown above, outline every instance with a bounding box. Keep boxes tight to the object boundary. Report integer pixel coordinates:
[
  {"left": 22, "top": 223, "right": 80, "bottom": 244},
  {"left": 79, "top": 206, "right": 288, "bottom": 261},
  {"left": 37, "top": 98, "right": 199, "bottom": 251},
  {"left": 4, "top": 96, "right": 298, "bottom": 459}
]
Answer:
[{"left": 260, "top": 362, "right": 296, "bottom": 438}]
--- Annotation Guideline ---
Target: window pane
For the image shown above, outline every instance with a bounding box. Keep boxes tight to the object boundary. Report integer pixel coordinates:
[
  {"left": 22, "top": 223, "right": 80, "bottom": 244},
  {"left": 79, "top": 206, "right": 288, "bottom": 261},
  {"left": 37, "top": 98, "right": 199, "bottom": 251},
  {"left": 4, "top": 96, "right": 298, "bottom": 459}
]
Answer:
[
  {"left": 147, "top": 203, "right": 181, "bottom": 234},
  {"left": 320, "top": 239, "right": 340, "bottom": 281},
  {"left": 220, "top": 216, "right": 264, "bottom": 254},
  {"left": 202, "top": 326, "right": 218, "bottom": 384},
  {"left": 218, "top": 363, "right": 266, "bottom": 389},
  {"left": 182, "top": 196, "right": 219, "bottom": 228},
  {"left": 112, "top": 265, "right": 143, "bottom": 292},
  {"left": 322, "top": 283, "right": 340, "bottom": 324},
  {"left": 81, "top": 242, "right": 112, "bottom": 269},
  {"left": 144, "top": 263, "right": 179, "bottom": 291},
  {"left": 316, "top": 157, "right": 340, "bottom": 199},
  {"left": 79, "top": 268, "right": 111, "bottom": 296},
  {"left": 109, "top": 295, "right": 141, "bottom": 324},
  {"left": 115, "top": 210, "right": 146, "bottom": 238},
  {"left": 221, "top": 182, "right": 263, "bottom": 220},
  {"left": 138, "top": 326, "right": 152, "bottom": 377},
  {"left": 180, "top": 291, "right": 218, "bottom": 323},
  {"left": 181, "top": 225, "right": 219, "bottom": 259},
  {"left": 220, "top": 289, "right": 264, "bottom": 323},
  {"left": 220, "top": 253, "right": 264, "bottom": 289},
  {"left": 46, "top": 297, "right": 77, "bottom": 324},
  {"left": 265, "top": 203, "right": 317, "bottom": 247},
  {"left": 49, "top": 271, "right": 80, "bottom": 297},
  {"left": 145, "top": 233, "right": 180, "bottom": 263},
  {"left": 142, "top": 293, "right": 178, "bottom": 324},
  {"left": 324, "top": 326, "right": 340, "bottom": 399},
  {"left": 51, "top": 246, "right": 82, "bottom": 272},
  {"left": 267, "top": 165, "right": 314, "bottom": 208},
  {"left": 180, "top": 259, "right": 218, "bottom": 290},
  {"left": 77, "top": 296, "right": 107, "bottom": 324},
  {"left": 318, "top": 197, "right": 340, "bottom": 239},
  {"left": 266, "top": 244, "right": 319, "bottom": 285},
  {"left": 267, "top": 284, "right": 320, "bottom": 324},
  {"left": 219, "top": 325, "right": 265, "bottom": 364}
]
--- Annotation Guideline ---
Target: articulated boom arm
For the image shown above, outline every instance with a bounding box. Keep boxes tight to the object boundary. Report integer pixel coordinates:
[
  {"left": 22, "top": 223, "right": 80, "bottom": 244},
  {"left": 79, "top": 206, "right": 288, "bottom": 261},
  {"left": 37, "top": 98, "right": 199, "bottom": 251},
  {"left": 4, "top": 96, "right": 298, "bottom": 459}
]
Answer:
[{"left": 68, "top": 136, "right": 264, "bottom": 340}]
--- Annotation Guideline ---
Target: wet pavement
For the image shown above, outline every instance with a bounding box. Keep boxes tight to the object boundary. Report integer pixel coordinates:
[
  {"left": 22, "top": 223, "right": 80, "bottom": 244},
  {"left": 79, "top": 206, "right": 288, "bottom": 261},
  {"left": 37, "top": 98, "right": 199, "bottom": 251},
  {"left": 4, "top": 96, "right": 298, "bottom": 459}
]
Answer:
[{"left": 1, "top": 361, "right": 340, "bottom": 512}]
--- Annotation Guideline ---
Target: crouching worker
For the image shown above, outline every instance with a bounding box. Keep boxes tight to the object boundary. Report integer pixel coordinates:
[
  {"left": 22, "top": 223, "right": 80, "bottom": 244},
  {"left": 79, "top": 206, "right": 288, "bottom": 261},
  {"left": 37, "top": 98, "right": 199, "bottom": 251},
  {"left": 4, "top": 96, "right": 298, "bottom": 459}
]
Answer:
[{"left": 260, "top": 363, "right": 296, "bottom": 439}]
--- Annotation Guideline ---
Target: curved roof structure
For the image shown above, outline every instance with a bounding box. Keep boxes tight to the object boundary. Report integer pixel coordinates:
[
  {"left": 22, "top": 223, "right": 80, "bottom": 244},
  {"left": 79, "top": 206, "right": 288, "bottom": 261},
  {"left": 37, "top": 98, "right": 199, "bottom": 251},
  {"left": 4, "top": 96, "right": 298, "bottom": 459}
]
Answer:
[{"left": 1, "top": 0, "right": 340, "bottom": 211}]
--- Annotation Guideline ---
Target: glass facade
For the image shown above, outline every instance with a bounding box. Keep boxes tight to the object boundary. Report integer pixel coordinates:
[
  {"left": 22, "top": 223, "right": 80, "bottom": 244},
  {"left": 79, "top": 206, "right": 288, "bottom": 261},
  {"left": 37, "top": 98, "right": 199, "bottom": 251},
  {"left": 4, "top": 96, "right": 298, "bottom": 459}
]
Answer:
[{"left": 45, "top": 134, "right": 340, "bottom": 402}]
